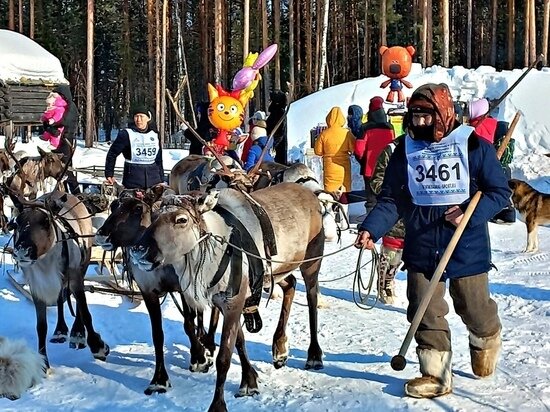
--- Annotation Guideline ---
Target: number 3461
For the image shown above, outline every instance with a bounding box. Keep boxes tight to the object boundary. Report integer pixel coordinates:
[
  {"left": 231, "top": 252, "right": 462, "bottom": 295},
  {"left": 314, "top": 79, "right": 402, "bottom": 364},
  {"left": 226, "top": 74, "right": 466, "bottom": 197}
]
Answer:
[{"left": 415, "top": 163, "right": 460, "bottom": 182}]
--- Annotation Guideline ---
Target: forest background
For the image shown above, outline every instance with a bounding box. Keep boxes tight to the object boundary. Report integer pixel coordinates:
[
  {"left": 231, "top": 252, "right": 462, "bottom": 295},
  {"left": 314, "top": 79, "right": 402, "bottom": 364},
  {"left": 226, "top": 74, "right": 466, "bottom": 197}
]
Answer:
[{"left": 1, "top": 0, "right": 549, "bottom": 147}]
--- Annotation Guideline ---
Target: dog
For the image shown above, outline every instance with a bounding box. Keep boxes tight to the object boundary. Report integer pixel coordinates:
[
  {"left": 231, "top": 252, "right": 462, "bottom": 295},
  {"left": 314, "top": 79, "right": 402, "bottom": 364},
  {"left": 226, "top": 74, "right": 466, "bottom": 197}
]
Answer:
[
  {"left": 508, "top": 179, "right": 550, "bottom": 252},
  {"left": 0, "top": 336, "right": 45, "bottom": 400}
]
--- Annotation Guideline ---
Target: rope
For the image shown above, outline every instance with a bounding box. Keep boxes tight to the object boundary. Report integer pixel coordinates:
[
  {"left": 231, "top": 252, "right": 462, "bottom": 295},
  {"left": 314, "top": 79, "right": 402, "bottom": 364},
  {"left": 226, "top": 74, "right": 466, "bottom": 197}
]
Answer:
[
  {"left": 352, "top": 247, "right": 380, "bottom": 310},
  {"left": 210, "top": 233, "right": 355, "bottom": 265}
]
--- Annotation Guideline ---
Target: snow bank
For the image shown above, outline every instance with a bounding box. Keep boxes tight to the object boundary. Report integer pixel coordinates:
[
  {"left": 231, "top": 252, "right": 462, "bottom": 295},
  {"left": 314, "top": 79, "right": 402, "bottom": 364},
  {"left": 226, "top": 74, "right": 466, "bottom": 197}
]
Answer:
[
  {"left": 288, "top": 63, "right": 550, "bottom": 160},
  {"left": 0, "top": 29, "right": 68, "bottom": 84}
]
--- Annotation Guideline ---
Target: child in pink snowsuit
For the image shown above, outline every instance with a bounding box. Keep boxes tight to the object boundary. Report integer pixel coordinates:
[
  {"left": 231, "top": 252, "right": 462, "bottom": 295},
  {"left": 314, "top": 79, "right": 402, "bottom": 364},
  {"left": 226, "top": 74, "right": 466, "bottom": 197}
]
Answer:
[{"left": 40, "top": 92, "right": 67, "bottom": 149}]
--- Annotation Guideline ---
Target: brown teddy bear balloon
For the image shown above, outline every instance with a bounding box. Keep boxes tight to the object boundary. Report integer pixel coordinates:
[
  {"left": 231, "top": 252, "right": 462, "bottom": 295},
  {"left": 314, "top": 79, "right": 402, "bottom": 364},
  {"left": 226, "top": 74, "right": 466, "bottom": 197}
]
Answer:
[{"left": 379, "top": 45, "right": 416, "bottom": 104}]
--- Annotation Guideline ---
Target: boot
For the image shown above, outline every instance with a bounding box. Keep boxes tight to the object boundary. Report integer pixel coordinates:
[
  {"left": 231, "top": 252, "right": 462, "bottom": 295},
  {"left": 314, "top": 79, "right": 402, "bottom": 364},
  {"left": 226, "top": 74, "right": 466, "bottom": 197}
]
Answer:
[
  {"left": 379, "top": 279, "right": 395, "bottom": 304},
  {"left": 469, "top": 330, "right": 501, "bottom": 377},
  {"left": 405, "top": 349, "right": 452, "bottom": 398}
]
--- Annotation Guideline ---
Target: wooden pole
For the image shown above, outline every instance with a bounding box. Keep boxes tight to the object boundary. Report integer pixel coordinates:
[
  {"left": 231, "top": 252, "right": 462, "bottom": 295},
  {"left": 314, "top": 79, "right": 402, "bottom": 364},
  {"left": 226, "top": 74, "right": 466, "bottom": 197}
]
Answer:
[
  {"left": 160, "top": 0, "right": 167, "bottom": 146},
  {"left": 30, "top": 0, "right": 35, "bottom": 39}
]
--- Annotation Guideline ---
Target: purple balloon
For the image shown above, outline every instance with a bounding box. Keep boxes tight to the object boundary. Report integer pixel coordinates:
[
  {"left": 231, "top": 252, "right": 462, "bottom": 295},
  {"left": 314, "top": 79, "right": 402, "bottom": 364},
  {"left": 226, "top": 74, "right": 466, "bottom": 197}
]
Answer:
[
  {"left": 232, "top": 67, "right": 256, "bottom": 91},
  {"left": 252, "top": 44, "right": 278, "bottom": 70}
]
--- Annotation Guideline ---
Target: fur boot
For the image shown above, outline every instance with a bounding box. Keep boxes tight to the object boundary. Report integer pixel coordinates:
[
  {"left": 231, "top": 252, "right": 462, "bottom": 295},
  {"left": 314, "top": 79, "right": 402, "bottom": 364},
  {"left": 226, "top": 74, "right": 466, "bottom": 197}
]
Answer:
[
  {"left": 405, "top": 349, "right": 452, "bottom": 398},
  {"left": 0, "top": 336, "right": 46, "bottom": 400},
  {"left": 469, "top": 330, "right": 501, "bottom": 377}
]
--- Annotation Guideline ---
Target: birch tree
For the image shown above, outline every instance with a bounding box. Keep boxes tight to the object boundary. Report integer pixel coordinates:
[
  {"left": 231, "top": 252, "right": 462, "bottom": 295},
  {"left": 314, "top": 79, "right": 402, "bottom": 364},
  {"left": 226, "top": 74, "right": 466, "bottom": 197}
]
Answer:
[{"left": 318, "top": 0, "right": 329, "bottom": 90}]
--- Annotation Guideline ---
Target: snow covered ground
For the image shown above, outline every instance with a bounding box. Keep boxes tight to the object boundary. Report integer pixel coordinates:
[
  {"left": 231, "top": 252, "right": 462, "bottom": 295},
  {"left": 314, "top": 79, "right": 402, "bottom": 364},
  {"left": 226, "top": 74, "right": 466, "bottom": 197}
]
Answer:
[{"left": 1, "top": 63, "right": 550, "bottom": 411}]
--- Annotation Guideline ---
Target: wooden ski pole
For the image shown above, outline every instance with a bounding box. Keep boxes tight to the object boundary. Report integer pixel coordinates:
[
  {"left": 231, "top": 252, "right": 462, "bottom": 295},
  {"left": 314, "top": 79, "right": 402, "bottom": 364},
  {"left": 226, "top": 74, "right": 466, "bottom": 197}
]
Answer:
[{"left": 391, "top": 191, "right": 482, "bottom": 371}]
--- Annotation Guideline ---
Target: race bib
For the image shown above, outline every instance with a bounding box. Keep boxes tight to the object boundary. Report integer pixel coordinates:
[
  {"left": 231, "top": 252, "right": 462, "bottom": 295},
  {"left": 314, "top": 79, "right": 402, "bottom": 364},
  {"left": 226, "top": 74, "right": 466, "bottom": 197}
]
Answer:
[
  {"left": 406, "top": 125, "right": 473, "bottom": 206},
  {"left": 126, "top": 129, "right": 159, "bottom": 164}
]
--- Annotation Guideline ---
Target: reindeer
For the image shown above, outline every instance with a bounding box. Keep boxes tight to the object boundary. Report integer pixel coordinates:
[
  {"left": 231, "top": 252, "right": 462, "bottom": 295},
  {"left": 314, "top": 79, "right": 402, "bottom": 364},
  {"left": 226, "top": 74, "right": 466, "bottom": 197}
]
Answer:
[
  {"left": 130, "top": 183, "right": 325, "bottom": 412},
  {"left": 94, "top": 185, "right": 217, "bottom": 394},
  {"left": 8, "top": 190, "right": 110, "bottom": 369},
  {"left": 6, "top": 146, "right": 66, "bottom": 199}
]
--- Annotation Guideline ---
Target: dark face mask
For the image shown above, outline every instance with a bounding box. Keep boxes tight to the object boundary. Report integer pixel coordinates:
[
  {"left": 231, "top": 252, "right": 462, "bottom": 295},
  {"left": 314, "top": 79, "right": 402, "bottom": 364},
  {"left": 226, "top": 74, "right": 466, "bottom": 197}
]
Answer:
[{"left": 409, "top": 124, "right": 435, "bottom": 142}]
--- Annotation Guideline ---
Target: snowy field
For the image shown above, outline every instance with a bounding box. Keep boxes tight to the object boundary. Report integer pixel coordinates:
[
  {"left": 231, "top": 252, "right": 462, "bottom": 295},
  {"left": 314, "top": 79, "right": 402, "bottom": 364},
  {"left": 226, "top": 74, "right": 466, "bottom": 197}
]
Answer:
[{"left": 1, "top": 63, "right": 550, "bottom": 411}]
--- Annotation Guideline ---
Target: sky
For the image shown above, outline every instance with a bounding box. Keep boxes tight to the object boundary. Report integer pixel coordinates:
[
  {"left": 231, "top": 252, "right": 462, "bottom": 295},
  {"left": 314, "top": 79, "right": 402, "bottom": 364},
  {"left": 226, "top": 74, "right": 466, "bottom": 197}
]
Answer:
[{"left": 1, "top": 63, "right": 549, "bottom": 412}]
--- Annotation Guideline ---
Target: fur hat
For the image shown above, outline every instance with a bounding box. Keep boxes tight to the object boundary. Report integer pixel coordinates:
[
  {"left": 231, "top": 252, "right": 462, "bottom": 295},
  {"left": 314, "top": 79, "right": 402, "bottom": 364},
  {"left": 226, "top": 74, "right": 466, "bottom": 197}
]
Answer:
[
  {"left": 468, "top": 98, "right": 489, "bottom": 120},
  {"left": 369, "top": 96, "right": 385, "bottom": 112},
  {"left": 250, "top": 126, "right": 267, "bottom": 141},
  {"left": 407, "top": 83, "right": 456, "bottom": 142}
]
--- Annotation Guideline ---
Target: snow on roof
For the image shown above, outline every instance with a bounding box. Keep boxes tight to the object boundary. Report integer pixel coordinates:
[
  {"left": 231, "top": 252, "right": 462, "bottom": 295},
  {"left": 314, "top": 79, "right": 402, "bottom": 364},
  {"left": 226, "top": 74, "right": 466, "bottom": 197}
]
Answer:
[
  {"left": 0, "top": 29, "right": 68, "bottom": 85},
  {"left": 288, "top": 63, "right": 550, "bottom": 160}
]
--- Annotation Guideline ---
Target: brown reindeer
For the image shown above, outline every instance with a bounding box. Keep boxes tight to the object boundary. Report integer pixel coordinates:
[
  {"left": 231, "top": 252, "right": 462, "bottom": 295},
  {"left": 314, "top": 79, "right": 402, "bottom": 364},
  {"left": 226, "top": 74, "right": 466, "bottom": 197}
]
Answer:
[
  {"left": 94, "top": 185, "right": 217, "bottom": 394},
  {"left": 130, "top": 183, "right": 325, "bottom": 412},
  {"left": 6, "top": 146, "right": 66, "bottom": 200},
  {"left": 9, "top": 190, "right": 109, "bottom": 369}
]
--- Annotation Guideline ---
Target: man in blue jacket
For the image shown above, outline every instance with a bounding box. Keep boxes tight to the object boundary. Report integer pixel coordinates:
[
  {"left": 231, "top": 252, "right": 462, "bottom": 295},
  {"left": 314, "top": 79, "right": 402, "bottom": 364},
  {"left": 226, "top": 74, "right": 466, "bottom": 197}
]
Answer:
[
  {"left": 105, "top": 105, "right": 164, "bottom": 189},
  {"left": 355, "top": 83, "right": 510, "bottom": 399}
]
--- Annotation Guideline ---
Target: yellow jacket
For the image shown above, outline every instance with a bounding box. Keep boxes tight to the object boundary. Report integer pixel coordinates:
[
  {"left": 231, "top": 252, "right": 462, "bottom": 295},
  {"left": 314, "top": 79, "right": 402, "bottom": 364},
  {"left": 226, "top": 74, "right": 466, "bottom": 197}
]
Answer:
[{"left": 314, "top": 107, "right": 355, "bottom": 192}]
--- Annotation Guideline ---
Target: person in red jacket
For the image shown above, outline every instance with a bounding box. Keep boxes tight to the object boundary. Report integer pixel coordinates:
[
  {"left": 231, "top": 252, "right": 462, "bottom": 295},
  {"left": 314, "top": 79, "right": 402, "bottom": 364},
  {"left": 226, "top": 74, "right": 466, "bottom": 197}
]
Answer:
[
  {"left": 468, "top": 98, "right": 497, "bottom": 144},
  {"left": 353, "top": 96, "right": 395, "bottom": 212}
]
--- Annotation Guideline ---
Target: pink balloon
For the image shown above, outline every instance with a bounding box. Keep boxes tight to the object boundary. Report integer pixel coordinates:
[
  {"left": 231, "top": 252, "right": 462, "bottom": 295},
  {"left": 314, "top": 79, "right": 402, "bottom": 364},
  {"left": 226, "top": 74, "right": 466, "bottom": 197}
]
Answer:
[
  {"left": 232, "top": 67, "right": 256, "bottom": 90},
  {"left": 252, "top": 44, "right": 278, "bottom": 70}
]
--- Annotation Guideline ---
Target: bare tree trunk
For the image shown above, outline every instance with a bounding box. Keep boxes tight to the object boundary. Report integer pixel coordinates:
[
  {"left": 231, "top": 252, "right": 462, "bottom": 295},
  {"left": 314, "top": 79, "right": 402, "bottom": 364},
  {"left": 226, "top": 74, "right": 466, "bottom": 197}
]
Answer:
[
  {"left": 441, "top": 0, "right": 449, "bottom": 67},
  {"left": 9, "top": 0, "right": 15, "bottom": 30},
  {"left": 147, "top": 0, "right": 155, "bottom": 94},
  {"left": 86, "top": 0, "right": 94, "bottom": 148},
  {"left": 380, "top": 0, "right": 387, "bottom": 46},
  {"left": 490, "top": 0, "right": 497, "bottom": 66},
  {"left": 421, "top": 0, "right": 428, "bottom": 65},
  {"left": 529, "top": 0, "right": 536, "bottom": 64},
  {"left": 304, "top": 0, "right": 312, "bottom": 93},
  {"left": 261, "top": 0, "right": 270, "bottom": 105},
  {"left": 243, "top": 0, "right": 250, "bottom": 57},
  {"left": 466, "top": 0, "right": 472, "bottom": 67},
  {"left": 364, "top": 0, "right": 371, "bottom": 76},
  {"left": 427, "top": 0, "right": 433, "bottom": 66},
  {"left": 160, "top": 0, "right": 167, "bottom": 146},
  {"left": 288, "top": 0, "right": 295, "bottom": 100},
  {"left": 18, "top": 0, "right": 22, "bottom": 33},
  {"left": 524, "top": 0, "right": 530, "bottom": 66},
  {"left": 155, "top": 0, "right": 161, "bottom": 121},
  {"left": 314, "top": 1, "right": 321, "bottom": 88},
  {"left": 273, "top": 0, "right": 281, "bottom": 90},
  {"left": 544, "top": 0, "right": 550, "bottom": 66},
  {"left": 30, "top": 0, "right": 35, "bottom": 38},
  {"left": 508, "top": 0, "right": 515, "bottom": 68},
  {"left": 318, "top": 0, "right": 329, "bottom": 90},
  {"left": 214, "top": 0, "right": 223, "bottom": 83}
]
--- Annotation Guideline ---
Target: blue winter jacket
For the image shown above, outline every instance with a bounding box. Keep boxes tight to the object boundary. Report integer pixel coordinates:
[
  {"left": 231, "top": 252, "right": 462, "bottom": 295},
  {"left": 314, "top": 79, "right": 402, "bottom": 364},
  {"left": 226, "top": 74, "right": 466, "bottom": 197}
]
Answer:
[
  {"left": 244, "top": 136, "right": 274, "bottom": 171},
  {"left": 358, "top": 130, "right": 511, "bottom": 279}
]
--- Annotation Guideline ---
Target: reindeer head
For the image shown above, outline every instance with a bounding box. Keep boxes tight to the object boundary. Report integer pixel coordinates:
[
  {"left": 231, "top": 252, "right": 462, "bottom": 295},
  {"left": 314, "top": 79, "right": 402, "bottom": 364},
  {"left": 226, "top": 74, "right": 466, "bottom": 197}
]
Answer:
[
  {"left": 130, "top": 191, "right": 219, "bottom": 271},
  {"left": 96, "top": 184, "right": 172, "bottom": 250},
  {"left": 37, "top": 147, "right": 66, "bottom": 180}
]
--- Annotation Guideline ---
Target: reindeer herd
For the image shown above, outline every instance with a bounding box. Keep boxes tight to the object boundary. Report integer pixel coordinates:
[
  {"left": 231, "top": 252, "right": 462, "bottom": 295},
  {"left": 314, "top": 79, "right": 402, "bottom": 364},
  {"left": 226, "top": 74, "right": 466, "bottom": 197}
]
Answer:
[{"left": 1, "top": 138, "right": 349, "bottom": 412}]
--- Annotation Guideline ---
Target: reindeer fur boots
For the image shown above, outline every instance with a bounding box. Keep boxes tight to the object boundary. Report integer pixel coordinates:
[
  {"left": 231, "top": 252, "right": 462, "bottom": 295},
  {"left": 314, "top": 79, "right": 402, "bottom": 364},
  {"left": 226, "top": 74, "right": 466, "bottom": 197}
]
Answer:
[
  {"left": 469, "top": 330, "right": 502, "bottom": 377},
  {"left": 405, "top": 349, "right": 452, "bottom": 398}
]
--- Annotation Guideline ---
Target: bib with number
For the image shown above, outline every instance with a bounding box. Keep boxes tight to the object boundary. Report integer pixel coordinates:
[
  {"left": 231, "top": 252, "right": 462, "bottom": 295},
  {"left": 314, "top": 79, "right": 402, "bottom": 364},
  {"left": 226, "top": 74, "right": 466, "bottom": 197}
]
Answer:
[
  {"left": 406, "top": 125, "right": 473, "bottom": 206},
  {"left": 126, "top": 129, "right": 159, "bottom": 164}
]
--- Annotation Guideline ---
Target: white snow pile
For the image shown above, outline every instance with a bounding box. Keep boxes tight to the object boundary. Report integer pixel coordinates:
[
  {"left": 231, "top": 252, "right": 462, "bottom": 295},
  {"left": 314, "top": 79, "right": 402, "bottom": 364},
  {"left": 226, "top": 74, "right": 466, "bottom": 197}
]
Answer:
[{"left": 0, "top": 29, "right": 68, "bottom": 84}]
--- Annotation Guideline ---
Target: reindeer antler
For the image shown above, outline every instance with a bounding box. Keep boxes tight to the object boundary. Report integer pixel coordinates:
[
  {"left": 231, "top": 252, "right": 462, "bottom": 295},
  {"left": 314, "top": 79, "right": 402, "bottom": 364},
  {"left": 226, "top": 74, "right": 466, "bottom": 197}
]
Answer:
[
  {"left": 166, "top": 88, "right": 234, "bottom": 177},
  {"left": 247, "top": 103, "right": 290, "bottom": 177},
  {"left": 4, "top": 135, "right": 23, "bottom": 173}
]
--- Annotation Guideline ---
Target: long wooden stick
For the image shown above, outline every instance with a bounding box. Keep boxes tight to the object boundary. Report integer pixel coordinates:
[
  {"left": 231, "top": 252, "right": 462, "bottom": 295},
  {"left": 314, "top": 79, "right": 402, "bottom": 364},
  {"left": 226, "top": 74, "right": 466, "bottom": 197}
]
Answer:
[
  {"left": 496, "top": 111, "right": 521, "bottom": 160},
  {"left": 391, "top": 191, "right": 482, "bottom": 371}
]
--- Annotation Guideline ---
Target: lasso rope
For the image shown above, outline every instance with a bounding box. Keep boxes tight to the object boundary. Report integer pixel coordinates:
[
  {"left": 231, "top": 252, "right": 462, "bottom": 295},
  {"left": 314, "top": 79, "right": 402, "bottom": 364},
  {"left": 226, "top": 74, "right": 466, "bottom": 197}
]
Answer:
[{"left": 352, "top": 247, "right": 380, "bottom": 310}]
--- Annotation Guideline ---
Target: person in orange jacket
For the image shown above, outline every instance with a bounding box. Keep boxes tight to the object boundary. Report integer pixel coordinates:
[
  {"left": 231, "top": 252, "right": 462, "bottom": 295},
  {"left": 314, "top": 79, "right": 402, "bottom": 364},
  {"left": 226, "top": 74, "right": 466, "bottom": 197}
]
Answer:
[{"left": 314, "top": 107, "right": 355, "bottom": 192}]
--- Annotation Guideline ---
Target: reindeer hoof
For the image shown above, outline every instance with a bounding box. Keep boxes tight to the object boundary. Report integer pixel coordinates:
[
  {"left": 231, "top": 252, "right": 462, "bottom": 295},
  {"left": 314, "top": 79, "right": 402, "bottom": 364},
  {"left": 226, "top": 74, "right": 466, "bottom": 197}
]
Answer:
[
  {"left": 69, "top": 333, "right": 87, "bottom": 349},
  {"left": 235, "top": 386, "right": 260, "bottom": 398},
  {"left": 273, "top": 357, "right": 288, "bottom": 369},
  {"left": 93, "top": 344, "right": 110, "bottom": 361},
  {"left": 144, "top": 381, "right": 171, "bottom": 395},
  {"left": 50, "top": 332, "right": 68, "bottom": 344},
  {"left": 189, "top": 353, "right": 214, "bottom": 373},
  {"left": 305, "top": 359, "right": 324, "bottom": 370}
]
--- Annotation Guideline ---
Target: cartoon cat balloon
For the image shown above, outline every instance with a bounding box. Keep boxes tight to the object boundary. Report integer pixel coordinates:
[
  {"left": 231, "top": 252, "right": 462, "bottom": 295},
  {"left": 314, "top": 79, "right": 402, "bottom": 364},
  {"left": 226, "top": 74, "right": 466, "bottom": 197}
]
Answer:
[{"left": 207, "top": 84, "right": 248, "bottom": 153}]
